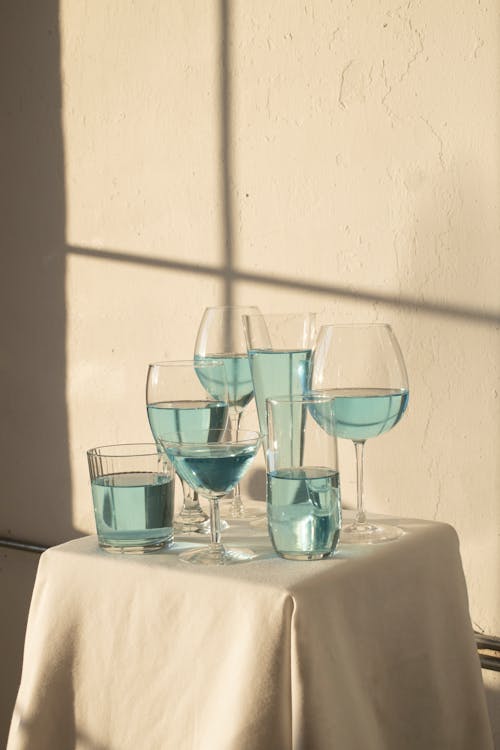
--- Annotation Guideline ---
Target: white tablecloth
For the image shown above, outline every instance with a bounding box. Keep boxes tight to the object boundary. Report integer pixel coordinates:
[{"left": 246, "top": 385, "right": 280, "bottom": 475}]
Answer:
[{"left": 8, "top": 509, "right": 493, "bottom": 750}]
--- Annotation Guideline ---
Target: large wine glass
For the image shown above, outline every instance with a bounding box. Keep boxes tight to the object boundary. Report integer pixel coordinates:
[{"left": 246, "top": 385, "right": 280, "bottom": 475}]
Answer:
[
  {"left": 194, "top": 305, "right": 261, "bottom": 519},
  {"left": 311, "top": 323, "right": 409, "bottom": 544},
  {"left": 146, "top": 359, "right": 229, "bottom": 533},
  {"left": 161, "top": 429, "right": 261, "bottom": 564}
]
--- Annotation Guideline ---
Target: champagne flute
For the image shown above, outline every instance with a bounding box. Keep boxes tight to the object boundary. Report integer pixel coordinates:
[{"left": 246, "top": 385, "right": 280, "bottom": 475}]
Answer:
[
  {"left": 146, "top": 359, "right": 229, "bottom": 533},
  {"left": 194, "top": 305, "right": 261, "bottom": 519},
  {"left": 311, "top": 323, "right": 409, "bottom": 544},
  {"left": 161, "top": 429, "right": 261, "bottom": 564}
]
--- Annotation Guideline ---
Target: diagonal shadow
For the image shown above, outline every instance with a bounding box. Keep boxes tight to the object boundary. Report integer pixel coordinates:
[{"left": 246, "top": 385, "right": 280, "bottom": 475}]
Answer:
[
  {"left": 67, "top": 245, "right": 500, "bottom": 326},
  {"left": 220, "top": 0, "right": 234, "bottom": 313},
  {"left": 0, "top": 0, "right": 72, "bottom": 548}
]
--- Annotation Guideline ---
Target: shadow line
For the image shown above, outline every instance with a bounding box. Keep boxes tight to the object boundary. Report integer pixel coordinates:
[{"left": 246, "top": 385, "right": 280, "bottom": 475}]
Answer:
[
  {"left": 0, "top": 0, "right": 72, "bottom": 547},
  {"left": 220, "top": 0, "right": 234, "bottom": 311},
  {"left": 67, "top": 245, "right": 500, "bottom": 325}
]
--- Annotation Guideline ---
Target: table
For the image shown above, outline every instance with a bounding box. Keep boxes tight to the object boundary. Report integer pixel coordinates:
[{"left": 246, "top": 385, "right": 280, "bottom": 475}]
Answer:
[{"left": 8, "top": 509, "right": 493, "bottom": 750}]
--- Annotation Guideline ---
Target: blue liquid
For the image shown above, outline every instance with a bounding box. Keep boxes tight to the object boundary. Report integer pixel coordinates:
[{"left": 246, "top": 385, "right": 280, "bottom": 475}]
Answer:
[
  {"left": 147, "top": 401, "right": 229, "bottom": 444},
  {"left": 312, "top": 388, "right": 409, "bottom": 440},
  {"left": 248, "top": 349, "right": 312, "bottom": 435},
  {"left": 267, "top": 467, "right": 341, "bottom": 559},
  {"left": 165, "top": 442, "right": 259, "bottom": 496},
  {"left": 195, "top": 354, "right": 254, "bottom": 410},
  {"left": 91, "top": 472, "right": 175, "bottom": 550}
]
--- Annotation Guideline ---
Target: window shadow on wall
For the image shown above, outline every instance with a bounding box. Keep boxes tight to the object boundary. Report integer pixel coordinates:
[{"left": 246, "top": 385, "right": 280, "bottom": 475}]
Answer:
[
  {"left": 68, "top": 0, "right": 500, "bottom": 329},
  {"left": 0, "top": 1, "right": 72, "bottom": 546},
  {"left": 1, "top": 0, "right": 499, "bottom": 557}
]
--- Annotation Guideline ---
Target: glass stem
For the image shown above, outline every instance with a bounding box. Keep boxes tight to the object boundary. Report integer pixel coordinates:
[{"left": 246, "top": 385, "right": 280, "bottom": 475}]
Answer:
[
  {"left": 354, "top": 440, "right": 367, "bottom": 526},
  {"left": 209, "top": 497, "right": 223, "bottom": 549},
  {"left": 229, "top": 409, "right": 244, "bottom": 517}
]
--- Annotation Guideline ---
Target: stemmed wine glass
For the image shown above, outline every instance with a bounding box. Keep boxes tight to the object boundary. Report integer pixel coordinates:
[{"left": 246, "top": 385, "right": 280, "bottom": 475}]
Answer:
[
  {"left": 146, "top": 359, "right": 229, "bottom": 533},
  {"left": 161, "top": 429, "right": 262, "bottom": 564},
  {"left": 311, "top": 323, "right": 409, "bottom": 544},
  {"left": 194, "top": 305, "right": 262, "bottom": 519}
]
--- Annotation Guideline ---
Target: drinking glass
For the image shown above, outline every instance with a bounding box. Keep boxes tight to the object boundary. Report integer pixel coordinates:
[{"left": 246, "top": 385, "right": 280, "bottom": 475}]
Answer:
[
  {"left": 194, "top": 305, "right": 262, "bottom": 519},
  {"left": 311, "top": 323, "right": 409, "bottom": 544},
  {"left": 146, "top": 359, "right": 229, "bottom": 533},
  {"left": 161, "top": 429, "right": 261, "bottom": 564},
  {"left": 266, "top": 394, "right": 342, "bottom": 560},
  {"left": 87, "top": 443, "right": 175, "bottom": 553},
  {"left": 242, "top": 312, "right": 317, "bottom": 442}
]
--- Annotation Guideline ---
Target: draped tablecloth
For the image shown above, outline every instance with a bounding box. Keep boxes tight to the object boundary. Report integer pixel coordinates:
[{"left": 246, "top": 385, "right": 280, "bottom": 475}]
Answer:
[{"left": 7, "top": 510, "right": 493, "bottom": 750}]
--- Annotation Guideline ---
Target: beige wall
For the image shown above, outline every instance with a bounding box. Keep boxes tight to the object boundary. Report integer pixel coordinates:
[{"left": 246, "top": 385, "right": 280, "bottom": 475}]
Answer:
[{"left": 1, "top": 0, "right": 499, "bottom": 744}]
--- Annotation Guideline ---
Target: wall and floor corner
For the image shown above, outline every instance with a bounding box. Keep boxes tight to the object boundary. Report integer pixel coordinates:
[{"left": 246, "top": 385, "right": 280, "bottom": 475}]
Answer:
[
  {"left": 1, "top": 1, "right": 70, "bottom": 741},
  {"left": 1, "top": 1, "right": 499, "bottom": 746}
]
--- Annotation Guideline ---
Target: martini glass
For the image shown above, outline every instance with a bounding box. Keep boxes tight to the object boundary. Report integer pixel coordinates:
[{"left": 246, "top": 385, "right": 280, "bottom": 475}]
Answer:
[
  {"left": 194, "top": 305, "right": 262, "bottom": 519},
  {"left": 146, "top": 359, "right": 229, "bottom": 533},
  {"left": 161, "top": 429, "right": 261, "bottom": 564},
  {"left": 311, "top": 323, "right": 409, "bottom": 544}
]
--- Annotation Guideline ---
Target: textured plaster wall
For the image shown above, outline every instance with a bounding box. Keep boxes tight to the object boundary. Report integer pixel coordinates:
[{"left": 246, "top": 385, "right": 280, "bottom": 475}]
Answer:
[
  {"left": 62, "top": 0, "right": 499, "bottom": 633},
  {"left": 1, "top": 0, "right": 499, "bottom": 743}
]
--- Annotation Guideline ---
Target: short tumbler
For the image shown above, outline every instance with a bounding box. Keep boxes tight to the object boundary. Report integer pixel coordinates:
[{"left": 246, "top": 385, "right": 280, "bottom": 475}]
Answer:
[
  {"left": 266, "top": 394, "right": 342, "bottom": 560},
  {"left": 87, "top": 443, "right": 175, "bottom": 553}
]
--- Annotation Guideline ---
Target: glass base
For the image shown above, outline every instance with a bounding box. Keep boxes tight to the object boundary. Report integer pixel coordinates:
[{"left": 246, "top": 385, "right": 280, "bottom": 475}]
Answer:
[
  {"left": 99, "top": 539, "right": 171, "bottom": 554},
  {"left": 278, "top": 550, "right": 332, "bottom": 561},
  {"left": 340, "top": 521, "right": 404, "bottom": 545},
  {"left": 174, "top": 511, "right": 210, "bottom": 535},
  {"left": 179, "top": 544, "right": 256, "bottom": 565}
]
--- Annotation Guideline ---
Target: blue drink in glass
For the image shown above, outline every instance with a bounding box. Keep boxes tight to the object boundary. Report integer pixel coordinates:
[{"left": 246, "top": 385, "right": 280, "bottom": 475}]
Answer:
[
  {"left": 165, "top": 442, "right": 258, "bottom": 496},
  {"left": 311, "top": 323, "right": 410, "bottom": 544},
  {"left": 91, "top": 471, "right": 174, "bottom": 552},
  {"left": 87, "top": 443, "right": 175, "bottom": 553},
  {"left": 266, "top": 394, "right": 341, "bottom": 560},
  {"left": 162, "top": 429, "right": 261, "bottom": 565},
  {"left": 309, "top": 388, "right": 409, "bottom": 440},
  {"left": 328, "top": 388, "right": 409, "bottom": 440},
  {"left": 248, "top": 348, "right": 312, "bottom": 437},
  {"left": 194, "top": 354, "right": 253, "bottom": 411},
  {"left": 267, "top": 467, "right": 341, "bottom": 560},
  {"left": 147, "top": 400, "right": 228, "bottom": 444}
]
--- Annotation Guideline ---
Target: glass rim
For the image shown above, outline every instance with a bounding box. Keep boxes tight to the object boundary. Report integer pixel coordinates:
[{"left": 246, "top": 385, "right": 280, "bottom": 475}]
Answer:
[
  {"left": 318, "top": 322, "right": 393, "bottom": 330},
  {"left": 160, "top": 429, "right": 261, "bottom": 448},
  {"left": 242, "top": 311, "right": 317, "bottom": 319},
  {"left": 202, "top": 305, "right": 261, "bottom": 312},
  {"left": 147, "top": 358, "right": 226, "bottom": 368},
  {"left": 87, "top": 442, "right": 162, "bottom": 458}
]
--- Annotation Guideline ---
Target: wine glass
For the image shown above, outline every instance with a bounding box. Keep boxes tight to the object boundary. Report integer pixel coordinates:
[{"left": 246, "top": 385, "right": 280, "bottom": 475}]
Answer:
[
  {"left": 161, "top": 429, "right": 262, "bottom": 564},
  {"left": 194, "top": 305, "right": 261, "bottom": 519},
  {"left": 146, "top": 359, "right": 229, "bottom": 533},
  {"left": 311, "top": 323, "right": 409, "bottom": 544}
]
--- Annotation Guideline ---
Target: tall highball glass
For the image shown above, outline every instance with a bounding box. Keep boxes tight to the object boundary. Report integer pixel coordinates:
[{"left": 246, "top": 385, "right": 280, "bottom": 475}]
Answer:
[
  {"left": 242, "top": 311, "right": 317, "bottom": 444},
  {"left": 266, "top": 393, "right": 342, "bottom": 560}
]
